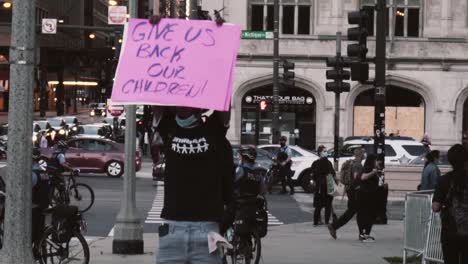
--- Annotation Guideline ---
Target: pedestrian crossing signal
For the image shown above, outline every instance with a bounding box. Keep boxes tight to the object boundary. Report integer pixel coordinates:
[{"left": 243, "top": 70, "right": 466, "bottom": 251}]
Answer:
[{"left": 259, "top": 100, "right": 268, "bottom": 111}]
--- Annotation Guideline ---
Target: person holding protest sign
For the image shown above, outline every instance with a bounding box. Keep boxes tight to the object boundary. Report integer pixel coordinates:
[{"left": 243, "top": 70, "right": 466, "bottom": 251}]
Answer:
[{"left": 149, "top": 12, "right": 235, "bottom": 264}]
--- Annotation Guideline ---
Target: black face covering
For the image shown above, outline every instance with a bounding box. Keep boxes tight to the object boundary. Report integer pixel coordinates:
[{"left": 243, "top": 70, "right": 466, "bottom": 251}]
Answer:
[{"left": 280, "top": 142, "right": 286, "bottom": 147}]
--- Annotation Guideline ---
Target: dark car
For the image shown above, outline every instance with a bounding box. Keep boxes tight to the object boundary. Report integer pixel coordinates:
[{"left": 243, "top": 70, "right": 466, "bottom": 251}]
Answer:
[
  {"left": 40, "top": 137, "right": 142, "bottom": 177},
  {"left": 152, "top": 144, "right": 274, "bottom": 184}
]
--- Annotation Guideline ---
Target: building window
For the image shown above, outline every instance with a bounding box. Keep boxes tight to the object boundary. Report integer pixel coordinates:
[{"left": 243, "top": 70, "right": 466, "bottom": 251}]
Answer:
[
  {"left": 298, "top": 5, "right": 311, "bottom": 34},
  {"left": 251, "top": 5, "right": 264, "bottom": 31},
  {"left": 362, "top": 0, "right": 422, "bottom": 38},
  {"left": 282, "top": 5, "right": 295, "bottom": 34},
  {"left": 248, "top": 0, "right": 313, "bottom": 35}
]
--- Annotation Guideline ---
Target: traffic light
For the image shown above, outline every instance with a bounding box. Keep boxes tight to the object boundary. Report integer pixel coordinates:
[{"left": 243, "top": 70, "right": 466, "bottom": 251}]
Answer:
[
  {"left": 347, "top": 10, "right": 369, "bottom": 82},
  {"left": 325, "top": 57, "right": 351, "bottom": 93},
  {"left": 282, "top": 60, "right": 295, "bottom": 86},
  {"left": 259, "top": 100, "right": 268, "bottom": 111}
]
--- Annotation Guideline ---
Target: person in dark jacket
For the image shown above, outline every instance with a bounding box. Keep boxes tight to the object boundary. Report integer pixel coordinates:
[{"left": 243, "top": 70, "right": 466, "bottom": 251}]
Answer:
[
  {"left": 420, "top": 150, "right": 441, "bottom": 190},
  {"left": 356, "top": 154, "right": 379, "bottom": 242},
  {"left": 432, "top": 144, "right": 468, "bottom": 264},
  {"left": 311, "top": 145, "right": 336, "bottom": 226}
]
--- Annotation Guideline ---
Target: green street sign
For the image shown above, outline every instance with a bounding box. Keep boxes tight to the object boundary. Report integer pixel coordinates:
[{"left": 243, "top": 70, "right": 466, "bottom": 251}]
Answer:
[{"left": 241, "top": 31, "right": 273, "bottom": 39}]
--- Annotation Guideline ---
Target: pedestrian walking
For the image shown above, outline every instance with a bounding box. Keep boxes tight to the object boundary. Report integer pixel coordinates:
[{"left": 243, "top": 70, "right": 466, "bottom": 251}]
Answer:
[
  {"left": 277, "top": 136, "right": 295, "bottom": 195},
  {"left": 419, "top": 150, "right": 441, "bottom": 190},
  {"left": 432, "top": 144, "right": 468, "bottom": 264},
  {"left": 311, "top": 145, "right": 336, "bottom": 226},
  {"left": 328, "top": 146, "right": 364, "bottom": 239},
  {"left": 356, "top": 154, "right": 379, "bottom": 242},
  {"left": 421, "top": 133, "right": 432, "bottom": 151}
]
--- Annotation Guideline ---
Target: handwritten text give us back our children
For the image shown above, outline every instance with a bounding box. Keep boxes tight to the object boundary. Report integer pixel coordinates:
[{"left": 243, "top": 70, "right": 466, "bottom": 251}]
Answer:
[{"left": 111, "top": 18, "right": 241, "bottom": 111}]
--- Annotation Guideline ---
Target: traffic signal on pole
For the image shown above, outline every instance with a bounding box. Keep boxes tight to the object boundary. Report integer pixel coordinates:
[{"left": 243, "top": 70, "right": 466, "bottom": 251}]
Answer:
[
  {"left": 259, "top": 100, "right": 268, "bottom": 111},
  {"left": 347, "top": 10, "right": 369, "bottom": 82},
  {"left": 282, "top": 60, "right": 295, "bottom": 86},
  {"left": 325, "top": 57, "right": 351, "bottom": 93}
]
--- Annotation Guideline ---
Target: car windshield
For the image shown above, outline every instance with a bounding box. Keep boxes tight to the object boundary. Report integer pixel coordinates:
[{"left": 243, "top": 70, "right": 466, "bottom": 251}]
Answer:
[
  {"left": 410, "top": 152, "right": 449, "bottom": 166},
  {"left": 63, "top": 117, "right": 76, "bottom": 123},
  {"left": 402, "top": 145, "right": 428, "bottom": 156},
  {"left": 36, "top": 121, "right": 48, "bottom": 129},
  {"left": 48, "top": 119, "right": 63, "bottom": 127},
  {"left": 97, "top": 103, "right": 106, "bottom": 108}
]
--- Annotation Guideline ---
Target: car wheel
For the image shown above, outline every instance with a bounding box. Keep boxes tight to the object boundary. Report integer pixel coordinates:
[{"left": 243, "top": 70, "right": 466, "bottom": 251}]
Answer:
[
  {"left": 106, "top": 160, "right": 123, "bottom": 177},
  {"left": 300, "top": 169, "right": 314, "bottom": 193}
]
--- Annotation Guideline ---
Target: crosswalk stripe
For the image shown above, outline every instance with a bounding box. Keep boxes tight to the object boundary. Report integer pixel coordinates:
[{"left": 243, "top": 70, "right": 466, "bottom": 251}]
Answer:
[{"left": 145, "top": 191, "right": 284, "bottom": 226}]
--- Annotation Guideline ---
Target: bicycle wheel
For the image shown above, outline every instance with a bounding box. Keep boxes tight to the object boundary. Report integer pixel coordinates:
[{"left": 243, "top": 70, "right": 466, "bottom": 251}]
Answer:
[
  {"left": 69, "top": 183, "right": 94, "bottom": 213},
  {"left": 38, "top": 228, "right": 90, "bottom": 264},
  {"left": 49, "top": 183, "right": 69, "bottom": 207},
  {"left": 230, "top": 232, "right": 261, "bottom": 264}
]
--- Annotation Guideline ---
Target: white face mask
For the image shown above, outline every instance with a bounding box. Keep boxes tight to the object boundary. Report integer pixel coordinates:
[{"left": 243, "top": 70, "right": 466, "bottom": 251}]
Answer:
[{"left": 320, "top": 151, "right": 328, "bottom": 158}]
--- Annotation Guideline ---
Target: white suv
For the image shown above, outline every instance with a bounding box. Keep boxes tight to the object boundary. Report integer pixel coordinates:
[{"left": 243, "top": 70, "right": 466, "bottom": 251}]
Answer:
[{"left": 341, "top": 137, "right": 428, "bottom": 166}]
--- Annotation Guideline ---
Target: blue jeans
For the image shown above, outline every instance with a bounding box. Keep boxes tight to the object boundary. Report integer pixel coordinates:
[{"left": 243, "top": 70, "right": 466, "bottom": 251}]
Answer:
[{"left": 156, "top": 221, "right": 222, "bottom": 264}]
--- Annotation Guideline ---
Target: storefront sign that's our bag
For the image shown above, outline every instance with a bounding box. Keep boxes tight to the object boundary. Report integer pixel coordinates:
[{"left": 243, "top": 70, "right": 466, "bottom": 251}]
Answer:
[
  {"left": 111, "top": 18, "right": 241, "bottom": 111},
  {"left": 245, "top": 95, "right": 314, "bottom": 105}
]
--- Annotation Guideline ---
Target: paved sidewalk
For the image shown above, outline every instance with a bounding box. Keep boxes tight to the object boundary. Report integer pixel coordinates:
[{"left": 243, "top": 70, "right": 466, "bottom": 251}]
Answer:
[{"left": 89, "top": 221, "right": 403, "bottom": 264}]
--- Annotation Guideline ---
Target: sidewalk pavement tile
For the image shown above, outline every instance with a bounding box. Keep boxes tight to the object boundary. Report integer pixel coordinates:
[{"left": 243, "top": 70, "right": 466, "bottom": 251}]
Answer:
[{"left": 89, "top": 221, "right": 403, "bottom": 264}]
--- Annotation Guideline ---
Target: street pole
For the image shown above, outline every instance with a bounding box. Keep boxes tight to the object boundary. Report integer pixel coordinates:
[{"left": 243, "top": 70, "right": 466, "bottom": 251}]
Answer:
[
  {"left": 333, "top": 32, "right": 342, "bottom": 172},
  {"left": 112, "top": 0, "right": 144, "bottom": 255},
  {"left": 189, "top": 0, "right": 198, "bottom": 19},
  {"left": 0, "top": 0, "right": 36, "bottom": 262},
  {"left": 374, "top": 0, "right": 387, "bottom": 173},
  {"left": 272, "top": 0, "right": 280, "bottom": 144}
]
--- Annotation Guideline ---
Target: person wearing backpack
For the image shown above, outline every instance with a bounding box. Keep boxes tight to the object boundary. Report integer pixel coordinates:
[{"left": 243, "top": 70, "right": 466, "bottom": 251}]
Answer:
[
  {"left": 432, "top": 144, "right": 468, "bottom": 264},
  {"left": 328, "top": 146, "right": 364, "bottom": 239},
  {"left": 311, "top": 145, "right": 336, "bottom": 226}
]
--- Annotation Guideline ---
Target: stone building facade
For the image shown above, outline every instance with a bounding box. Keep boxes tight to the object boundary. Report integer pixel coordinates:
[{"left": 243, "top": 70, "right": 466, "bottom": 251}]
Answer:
[{"left": 200, "top": 0, "right": 468, "bottom": 150}]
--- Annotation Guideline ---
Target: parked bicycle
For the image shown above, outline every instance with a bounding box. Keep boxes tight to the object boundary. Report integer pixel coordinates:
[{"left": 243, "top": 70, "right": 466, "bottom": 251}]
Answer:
[
  {"left": 49, "top": 171, "right": 95, "bottom": 213},
  {"left": 224, "top": 195, "right": 268, "bottom": 264},
  {"left": 1, "top": 174, "right": 89, "bottom": 263},
  {"left": 36, "top": 205, "right": 90, "bottom": 264}
]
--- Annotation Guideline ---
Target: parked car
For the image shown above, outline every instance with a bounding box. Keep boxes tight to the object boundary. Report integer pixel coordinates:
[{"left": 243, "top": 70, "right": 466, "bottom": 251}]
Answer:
[
  {"left": 258, "top": 144, "right": 320, "bottom": 191},
  {"left": 342, "top": 136, "right": 428, "bottom": 165},
  {"left": 40, "top": 137, "right": 141, "bottom": 177},
  {"left": 90, "top": 103, "right": 107, "bottom": 117}
]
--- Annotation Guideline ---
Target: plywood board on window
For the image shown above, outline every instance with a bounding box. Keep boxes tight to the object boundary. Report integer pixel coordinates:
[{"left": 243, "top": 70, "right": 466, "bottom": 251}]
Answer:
[{"left": 353, "top": 106, "right": 424, "bottom": 140}]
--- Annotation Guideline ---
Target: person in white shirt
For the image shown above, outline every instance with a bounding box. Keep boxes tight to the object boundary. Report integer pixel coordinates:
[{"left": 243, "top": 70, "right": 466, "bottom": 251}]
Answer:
[{"left": 40, "top": 132, "right": 48, "bottom": 148}]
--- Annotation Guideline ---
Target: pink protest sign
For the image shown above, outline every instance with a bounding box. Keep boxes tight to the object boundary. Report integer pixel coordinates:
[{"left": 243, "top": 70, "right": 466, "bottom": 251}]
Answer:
[{"left": 111, "top": 18, "right": 241, "bottom": 111}]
